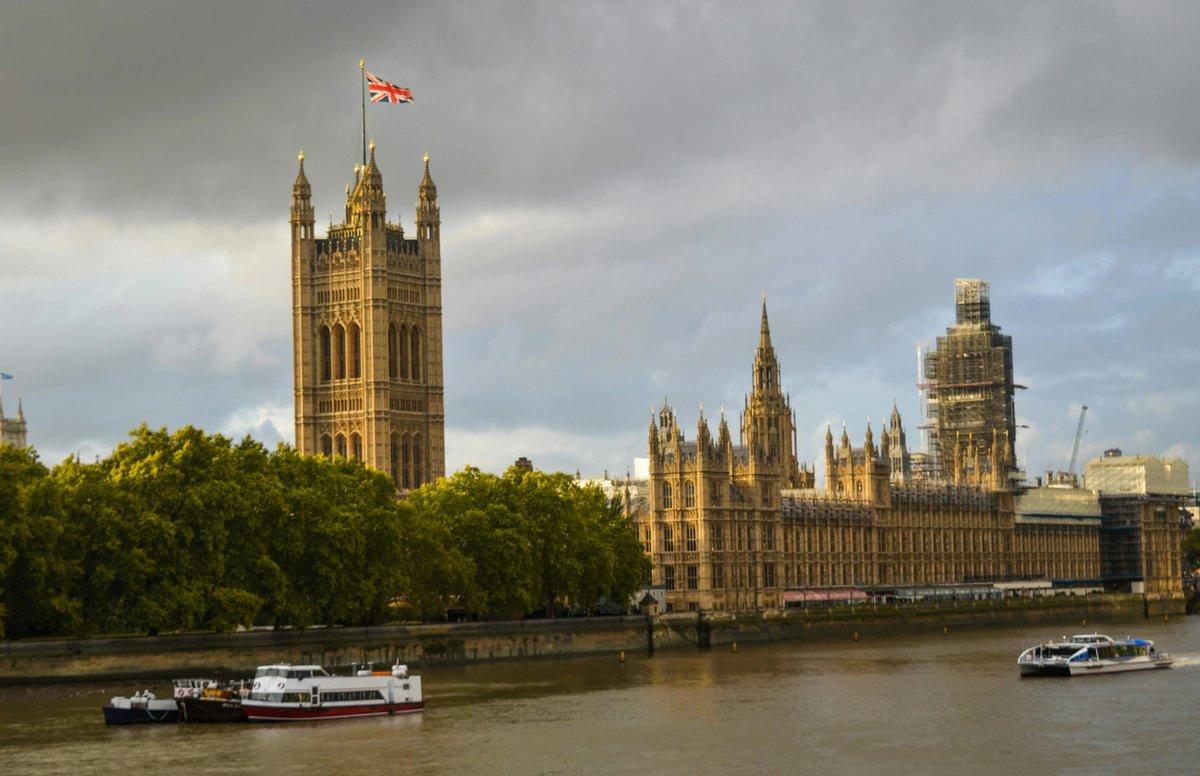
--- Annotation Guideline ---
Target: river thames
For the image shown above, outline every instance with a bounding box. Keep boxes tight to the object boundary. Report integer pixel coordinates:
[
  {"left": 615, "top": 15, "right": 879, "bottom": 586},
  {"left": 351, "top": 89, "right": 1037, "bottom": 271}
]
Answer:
[{"left": 3, "top": 615, "right": 1199, "bottom": 774}]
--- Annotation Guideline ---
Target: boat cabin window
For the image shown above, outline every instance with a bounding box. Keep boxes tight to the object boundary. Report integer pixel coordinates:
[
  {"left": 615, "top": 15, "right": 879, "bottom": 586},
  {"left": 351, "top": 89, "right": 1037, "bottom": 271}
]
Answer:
[
  {"left": 254, "top": 666, "right": 330, "bottom": 679},
  {"left": 288, "top": 668, "right": 321, "bottom": 679}
]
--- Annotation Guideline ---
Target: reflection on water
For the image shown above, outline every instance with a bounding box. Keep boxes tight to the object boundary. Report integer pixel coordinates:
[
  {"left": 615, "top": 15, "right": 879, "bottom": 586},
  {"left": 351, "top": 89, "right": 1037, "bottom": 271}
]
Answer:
[{"left": 3, "top": 616, "right": 1200, "bottom": 775}]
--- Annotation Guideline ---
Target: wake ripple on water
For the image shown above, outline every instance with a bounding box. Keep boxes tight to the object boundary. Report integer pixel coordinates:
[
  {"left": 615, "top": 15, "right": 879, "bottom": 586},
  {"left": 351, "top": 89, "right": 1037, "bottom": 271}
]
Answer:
[{"left": 1166, "top": 653, "right": 1200, "bottom": 668}]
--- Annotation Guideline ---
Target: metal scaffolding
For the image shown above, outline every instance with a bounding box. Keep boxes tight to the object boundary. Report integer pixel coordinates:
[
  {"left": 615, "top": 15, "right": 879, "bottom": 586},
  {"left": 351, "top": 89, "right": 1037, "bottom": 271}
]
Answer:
[{"left": 920, "top": 279, "right": 1018, "bottom": 480}]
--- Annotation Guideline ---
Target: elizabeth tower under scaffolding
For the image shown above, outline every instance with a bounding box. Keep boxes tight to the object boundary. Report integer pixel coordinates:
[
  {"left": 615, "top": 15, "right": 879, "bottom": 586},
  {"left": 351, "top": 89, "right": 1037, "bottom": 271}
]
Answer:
[{"left": 922, "top": 279, "right": 1017, "bottom": 481}]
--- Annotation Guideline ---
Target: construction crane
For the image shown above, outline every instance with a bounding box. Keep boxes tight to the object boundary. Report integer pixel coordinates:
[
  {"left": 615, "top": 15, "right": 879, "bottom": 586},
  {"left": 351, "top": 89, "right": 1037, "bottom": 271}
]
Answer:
[{"left": 1068, "top": 404, "right": 1088, "bottom": 476}]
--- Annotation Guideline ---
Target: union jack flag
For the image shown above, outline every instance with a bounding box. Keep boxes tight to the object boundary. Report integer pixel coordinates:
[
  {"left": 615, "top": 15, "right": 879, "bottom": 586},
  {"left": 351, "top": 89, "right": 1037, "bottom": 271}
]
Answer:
[{"left": 366, "top": 71, "right": 413, "bottom": 105}]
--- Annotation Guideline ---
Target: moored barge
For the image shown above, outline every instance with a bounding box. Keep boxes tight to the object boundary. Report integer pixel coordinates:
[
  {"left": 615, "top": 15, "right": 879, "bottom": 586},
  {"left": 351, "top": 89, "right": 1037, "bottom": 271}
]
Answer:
[{"left": 102, "top": 690, "right": 180, "bottom": 725}]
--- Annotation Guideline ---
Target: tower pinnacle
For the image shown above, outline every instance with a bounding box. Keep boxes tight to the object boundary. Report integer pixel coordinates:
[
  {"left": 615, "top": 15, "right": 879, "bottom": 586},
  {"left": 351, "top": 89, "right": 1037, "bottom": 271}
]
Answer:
[{"left": 759, "top": 294, "right": 772, "bottom": 350}]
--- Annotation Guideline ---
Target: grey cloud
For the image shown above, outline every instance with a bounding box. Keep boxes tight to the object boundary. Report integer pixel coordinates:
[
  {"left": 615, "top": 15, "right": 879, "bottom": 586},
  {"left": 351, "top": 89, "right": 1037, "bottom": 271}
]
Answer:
[{"left": 1, "top": 1, "right": 1198, "bottom": 475}]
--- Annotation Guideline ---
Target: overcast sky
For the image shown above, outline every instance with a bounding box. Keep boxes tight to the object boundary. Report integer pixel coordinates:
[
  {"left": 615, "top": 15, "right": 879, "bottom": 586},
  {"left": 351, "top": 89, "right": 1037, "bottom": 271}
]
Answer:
[{"left": 2, "top": 1, "right": 1198, "bottom": 482}]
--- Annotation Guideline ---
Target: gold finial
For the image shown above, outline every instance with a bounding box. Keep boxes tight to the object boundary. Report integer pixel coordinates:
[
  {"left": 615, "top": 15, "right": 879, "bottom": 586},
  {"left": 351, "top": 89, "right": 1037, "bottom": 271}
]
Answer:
[
  {"left": 298, "top": 150, "right": 305, "bottom": 162},
  {"left": 423, "top": 152, "right": 430, "bottom": 164},
  {"left": 354, "top": 162, "right": 361, "bottom": 174},
  {"left": 359, "top": 58, "right": 365, "bottom": 70},
  {"left": 369, "top": 138, "right": 376, "bottom": 152}
]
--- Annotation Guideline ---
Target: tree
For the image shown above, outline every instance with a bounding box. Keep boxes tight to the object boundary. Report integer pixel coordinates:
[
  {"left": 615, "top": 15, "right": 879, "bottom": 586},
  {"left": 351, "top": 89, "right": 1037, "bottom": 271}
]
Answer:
[
  {"left": 1183, "top": 527, "right": 1200, "bottom": 570},
  {"left": 1, "top": 425, "right": 653, "bottom": 638}
]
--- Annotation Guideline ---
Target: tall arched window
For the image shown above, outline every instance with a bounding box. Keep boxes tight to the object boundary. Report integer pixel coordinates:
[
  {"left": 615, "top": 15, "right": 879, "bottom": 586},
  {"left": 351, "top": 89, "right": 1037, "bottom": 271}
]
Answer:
[
  {"left": 351, "top": 432, "right": 362, "bottom": 460},
  {"left": 388, "top": 323, "right": 398, "bottom": 378},
  {"left": 662, "top": 482, "right": 673, "bottom": 508},
  {"left": 410, "top": 326, "right": 421, "bottom": 381},
  {"left": 401, "top": 433, "right": 411, "bottom": 489},
  {"left": 412, "top": 434, "right": 423, "bottom": 487},
  {"left": 320, "top": 434, "right": 333, "bottom": 457},
  {"left": 319, "top": 326, "right": 332, "bottom": 382},
  {"left": 390, "top": 432, "right": 401, "bottom": 488},
  {"left": 332, "top": 323, "right": 346, "bottom": 380},
  {"left": 684, "top": 481, "right": 696, "bottom": 508},
  {"left": 347, "top": 322, "right": 361, "bottom": 379},
  {"left": 399, "top": 324, "right": 410, "bottom": 380},
  {"left": 335, "top": 433, "right": 347, "bottom": 458}
]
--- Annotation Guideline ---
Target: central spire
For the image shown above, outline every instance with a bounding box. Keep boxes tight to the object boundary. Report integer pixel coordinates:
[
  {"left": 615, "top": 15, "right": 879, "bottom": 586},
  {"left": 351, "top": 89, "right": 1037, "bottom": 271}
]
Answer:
[{"left": 759, "top": 292, "right": 773, "bottom": 350}]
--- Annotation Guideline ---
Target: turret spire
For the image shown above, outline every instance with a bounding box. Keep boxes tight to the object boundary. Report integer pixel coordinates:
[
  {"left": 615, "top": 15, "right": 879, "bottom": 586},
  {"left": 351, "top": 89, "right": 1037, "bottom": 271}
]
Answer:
[
  {"left": 759, "top": 293, "right": 772, "bottom": 350},
  {"left": 420, "top": 152, "right": 436, "bottom": 194},
  {"left": 294, "top": 150, "right": 310, "bottom": 190}
]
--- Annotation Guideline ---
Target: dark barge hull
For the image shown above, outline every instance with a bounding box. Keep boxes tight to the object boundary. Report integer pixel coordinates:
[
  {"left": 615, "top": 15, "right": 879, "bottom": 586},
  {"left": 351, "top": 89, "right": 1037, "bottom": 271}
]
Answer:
[
  {"left": 102, "top": 705, "right": 181, "bottom": 725},
  {"left": 1019, "top": 664, "right": 1072, "bottom": 677},
  {"left": 179, "top": 697, "right": 247, "bottom": 723}
]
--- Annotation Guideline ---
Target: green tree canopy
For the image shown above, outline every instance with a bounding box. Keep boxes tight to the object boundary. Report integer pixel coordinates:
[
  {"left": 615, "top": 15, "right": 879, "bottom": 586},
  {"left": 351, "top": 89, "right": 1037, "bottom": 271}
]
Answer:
[{"left": 0, "top": 427, "right": 649, "bottom": 638}]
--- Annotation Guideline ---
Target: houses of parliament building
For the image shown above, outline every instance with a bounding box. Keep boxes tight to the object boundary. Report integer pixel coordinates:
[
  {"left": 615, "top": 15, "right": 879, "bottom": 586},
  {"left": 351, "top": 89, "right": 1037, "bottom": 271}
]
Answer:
[
  {"left": 290, "top": 142, "right": 445, "bottom": 490},
  {"left": 638, "top": 281, "right": 1188, "bottom": 612}
]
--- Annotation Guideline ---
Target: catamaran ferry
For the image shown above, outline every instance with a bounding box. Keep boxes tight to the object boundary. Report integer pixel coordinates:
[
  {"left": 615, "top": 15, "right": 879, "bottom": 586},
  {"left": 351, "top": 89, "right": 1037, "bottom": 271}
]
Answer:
[
  {"left": 241, "top": 663, "right": 423, "bottom": 721},
  {"left": 1017, "top": 633, "right": 1173, "bottom": 677}
]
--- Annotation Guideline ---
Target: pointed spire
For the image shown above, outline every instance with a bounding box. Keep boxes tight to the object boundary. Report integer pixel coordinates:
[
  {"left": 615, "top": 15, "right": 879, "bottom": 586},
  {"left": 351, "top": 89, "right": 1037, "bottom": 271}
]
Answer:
[
  {"left": 361, "top": 139, "right": 382, "bottom": 184},
  {"left": 759, "top": 293, "right": 773, "bottom": 350},
  {"left": 420, "top": 152, "right": 436, "bottom": 194},
  {"left": 696, "top": 405, "right": 712, "bottom": 445},
  {"left": 16, "top": 396, "right": 23, "bottom": 421},
  {"left": 293, "top": 150, "right": 310, "bottom": 191},
  {"left": 890, "top": 400, "right": 902, "bottom": 428}
]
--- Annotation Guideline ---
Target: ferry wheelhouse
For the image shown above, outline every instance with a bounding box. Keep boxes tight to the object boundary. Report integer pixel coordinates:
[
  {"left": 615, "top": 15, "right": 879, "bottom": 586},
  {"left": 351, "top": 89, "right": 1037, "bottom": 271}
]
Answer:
[
  {"left": 241, "top": 663, "right": 423, "bottom": 721},
  {"left": 1017, "top": 633, "right": 1173, "bottom": 677}
]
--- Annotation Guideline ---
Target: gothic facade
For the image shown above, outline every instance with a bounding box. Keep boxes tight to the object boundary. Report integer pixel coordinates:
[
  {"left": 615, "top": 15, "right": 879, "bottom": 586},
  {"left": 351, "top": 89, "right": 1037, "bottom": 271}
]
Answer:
[
  {"left": 291, "top": 143, "right": 445, "bottom": 489},
  {"left": 637, "top": 297, "right": 1133, "bottom": 614}
]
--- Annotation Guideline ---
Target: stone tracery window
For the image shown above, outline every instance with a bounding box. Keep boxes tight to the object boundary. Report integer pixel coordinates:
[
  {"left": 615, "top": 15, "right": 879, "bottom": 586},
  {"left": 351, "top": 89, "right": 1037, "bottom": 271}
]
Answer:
[
  {"left": 390, "top": 432, "right": 401, "bottom": 488},
  {"left": 332, "top": 323, "right": 346, "bottom": 380},
  {"left": 399, "top": 324, "right": 410, "bottom": 380},
  {"left": 412, "top": 433, "right": 423, "bottom": 487},
  {"left": 347, "top": 322, "right": 361, "bottom": 379},
  {"left": 319, "top": 325, "right": 332, "bottom": 382},
  {"left": 388, "top": 323, "right": 398, "bottom": 379},
  {"left": 410, "top": 326, "right": 421, "bottom": 380},
  {"left": 401, "top": 433, "right": 411, "bottom": 489}
]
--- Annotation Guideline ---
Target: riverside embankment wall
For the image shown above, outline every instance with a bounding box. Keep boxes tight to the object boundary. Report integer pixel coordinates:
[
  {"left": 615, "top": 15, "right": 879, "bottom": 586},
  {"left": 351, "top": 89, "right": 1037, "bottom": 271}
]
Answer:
[{"left": 0, "top": 594, "right": 1182, "bottom": 684}]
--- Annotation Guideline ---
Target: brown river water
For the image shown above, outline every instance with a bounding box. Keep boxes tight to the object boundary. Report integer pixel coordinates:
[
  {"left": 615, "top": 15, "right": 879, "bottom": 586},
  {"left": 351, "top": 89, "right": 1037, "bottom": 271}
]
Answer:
[{"left": 3, "top": 616, "right": 1199, "bottom": 775}]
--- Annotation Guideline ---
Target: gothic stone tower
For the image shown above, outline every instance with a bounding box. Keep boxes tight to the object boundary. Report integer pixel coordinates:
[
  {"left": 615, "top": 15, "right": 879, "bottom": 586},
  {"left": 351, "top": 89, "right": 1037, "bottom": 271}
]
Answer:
[
  {"left": 923, "top": 278, "right": 1016, "bottom": 482},
  {"left": 0, "top": 395, "right": 27, "bottom": 449},
  {"left": 291, "top": 142, "right": 445, "bottom": 490},
  {"left": 742, "top": 299, "right": 808, "bottom": 489}
]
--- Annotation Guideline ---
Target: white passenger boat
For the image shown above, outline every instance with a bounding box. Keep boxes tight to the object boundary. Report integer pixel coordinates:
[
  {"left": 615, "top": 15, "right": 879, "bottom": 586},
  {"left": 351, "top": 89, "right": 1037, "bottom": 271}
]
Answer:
[
  {"left": 241, "top": 663, "right": 423, "bottom": 721},
  {"left": 1017, "top": 633, "right": 1173, "bottom": 677}
]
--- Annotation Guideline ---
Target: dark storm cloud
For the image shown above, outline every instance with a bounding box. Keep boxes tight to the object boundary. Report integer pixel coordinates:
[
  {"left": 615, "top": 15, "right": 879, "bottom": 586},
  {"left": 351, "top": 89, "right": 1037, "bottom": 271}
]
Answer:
[{"left": 1, "top": 1, "right": 1198, "bottom": 474}]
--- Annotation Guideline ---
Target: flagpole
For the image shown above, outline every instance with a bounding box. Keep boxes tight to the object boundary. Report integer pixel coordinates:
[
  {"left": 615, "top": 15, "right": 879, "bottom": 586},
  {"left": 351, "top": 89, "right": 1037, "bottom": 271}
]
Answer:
[{"left": 360, "top": 58, "right": 367, "bottom": 166}]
